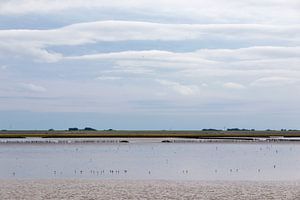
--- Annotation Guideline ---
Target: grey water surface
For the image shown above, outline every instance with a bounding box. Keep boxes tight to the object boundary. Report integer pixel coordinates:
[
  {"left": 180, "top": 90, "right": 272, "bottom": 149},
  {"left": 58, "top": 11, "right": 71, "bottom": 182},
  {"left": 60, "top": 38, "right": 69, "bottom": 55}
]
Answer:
[{"left": 0, "top": 139, "right": 300, "bottom": 181}]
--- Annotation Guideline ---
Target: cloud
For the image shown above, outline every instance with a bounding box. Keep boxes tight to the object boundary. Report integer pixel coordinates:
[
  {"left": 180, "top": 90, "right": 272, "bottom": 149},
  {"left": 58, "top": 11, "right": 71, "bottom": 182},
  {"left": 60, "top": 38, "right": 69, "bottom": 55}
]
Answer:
[
  {"left": 96, "top": 76, "right": 122, "bottom": 81},
  {"left": 19, "top": 83, "right": 47, "bottom": 93},
  {"left": 1, "top": 21, "right": 299, "bottom": 45},
  {"left": 102, "top": 68, "right": 154, "bottom": 75},
  {"left": 67, "top": 46, "right": 300, "bottom": 69},
  {"left": 223, "top": 82, "right": 246, "bottom": 89},
  {"left": 1, "top": 65, "right": 8, "bottom": 70},
  {"left": 0, "top": 0, "right": 299, "bottom": 24},
  {"left": 0, "top": 0, "right": 133, "bottom": 15},
  {"left": 0, "top": 20, "right": 298, "bottom": 63},
  {"left": 70, "top": 46, "right": 300, "bottom": 61},
  {"left": 0, "top": 43, "right": 62, "bottom": 63},
  {"left": 67, "top": 50, "right": 216, "bottom": 70},
  {"left": 156, "top": 79, "right": 199, "bottom": 95},
  {"left": 63, "top": 47, "right": 300, "bottom": 83},
  {"left": 0, "top": 0, "right": 300, "bottom": 128},
  {"left": 196, "top": 46, "right": 300, "bottom": 61},
  {"left": 250, "top": 77, "right": 299, "bottom": 87}
]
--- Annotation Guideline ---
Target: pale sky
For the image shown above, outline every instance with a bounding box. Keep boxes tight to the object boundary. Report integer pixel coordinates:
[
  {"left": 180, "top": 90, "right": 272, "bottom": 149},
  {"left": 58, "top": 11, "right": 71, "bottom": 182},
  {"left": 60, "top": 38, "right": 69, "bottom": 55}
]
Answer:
[{"left": 0, "top": 0, "right": 300, "bottom": 130}]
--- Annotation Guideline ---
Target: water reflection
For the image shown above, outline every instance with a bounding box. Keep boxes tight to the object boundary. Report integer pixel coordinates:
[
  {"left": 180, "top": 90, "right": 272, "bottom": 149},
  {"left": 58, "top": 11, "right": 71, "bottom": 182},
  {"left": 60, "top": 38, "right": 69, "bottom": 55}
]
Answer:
[{"left": 0, "top": 139, "right": 300, "bottom": 181}]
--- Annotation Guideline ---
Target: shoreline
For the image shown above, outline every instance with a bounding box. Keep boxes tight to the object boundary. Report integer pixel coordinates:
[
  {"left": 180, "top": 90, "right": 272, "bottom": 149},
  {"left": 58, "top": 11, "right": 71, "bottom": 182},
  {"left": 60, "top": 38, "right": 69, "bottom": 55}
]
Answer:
[
  {"left": 1, "top": 137, "right": 300, "bottom": 144},
  {"left": 1, "top": 130, "right": 300, "bottom": 139}
]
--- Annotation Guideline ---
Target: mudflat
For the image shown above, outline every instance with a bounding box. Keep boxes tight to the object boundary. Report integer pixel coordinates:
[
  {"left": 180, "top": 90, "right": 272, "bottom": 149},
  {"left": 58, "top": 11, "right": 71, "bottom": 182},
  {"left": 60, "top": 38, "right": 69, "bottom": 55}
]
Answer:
[{"left": 0, "top": 180, "right": 299, "bottom": 200}]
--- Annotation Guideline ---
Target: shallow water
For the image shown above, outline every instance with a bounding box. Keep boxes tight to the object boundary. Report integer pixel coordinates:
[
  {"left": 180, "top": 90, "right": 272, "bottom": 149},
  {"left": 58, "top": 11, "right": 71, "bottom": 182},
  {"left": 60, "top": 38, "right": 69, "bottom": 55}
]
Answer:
[{"left": 1, "top": 139, "right": 300, "bottom": 181}]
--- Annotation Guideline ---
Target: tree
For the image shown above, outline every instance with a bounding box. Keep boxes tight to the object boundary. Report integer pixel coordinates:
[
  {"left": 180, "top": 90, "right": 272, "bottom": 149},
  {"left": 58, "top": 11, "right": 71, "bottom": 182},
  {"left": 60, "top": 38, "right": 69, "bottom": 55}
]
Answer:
[
  {"left": 68, "top": 128, "right": 79, "bottom": 131},
  {"left": 84, "top": 127, "right": 96, "bottom": 131}
]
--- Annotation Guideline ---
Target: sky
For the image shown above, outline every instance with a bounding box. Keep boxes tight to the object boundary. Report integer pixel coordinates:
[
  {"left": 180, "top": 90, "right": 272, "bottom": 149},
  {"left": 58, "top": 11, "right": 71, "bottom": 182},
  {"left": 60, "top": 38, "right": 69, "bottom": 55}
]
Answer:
[{"left": 0, "top": 0, "right": 300, "bottom": 130}]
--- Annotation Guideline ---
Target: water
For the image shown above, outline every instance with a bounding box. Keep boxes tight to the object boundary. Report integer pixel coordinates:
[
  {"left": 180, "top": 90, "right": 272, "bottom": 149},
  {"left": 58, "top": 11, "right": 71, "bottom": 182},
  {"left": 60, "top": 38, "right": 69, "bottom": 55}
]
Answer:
[{"left": 1, "top": 139, "right": 300, "bottom": 181}]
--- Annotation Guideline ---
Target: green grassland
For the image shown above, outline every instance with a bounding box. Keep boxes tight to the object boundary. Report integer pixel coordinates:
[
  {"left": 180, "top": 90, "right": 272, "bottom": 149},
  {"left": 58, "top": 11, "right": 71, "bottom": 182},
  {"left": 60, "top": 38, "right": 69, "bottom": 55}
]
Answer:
[{"left": 1, "top": 130, "right": 300, "bottom": 138}]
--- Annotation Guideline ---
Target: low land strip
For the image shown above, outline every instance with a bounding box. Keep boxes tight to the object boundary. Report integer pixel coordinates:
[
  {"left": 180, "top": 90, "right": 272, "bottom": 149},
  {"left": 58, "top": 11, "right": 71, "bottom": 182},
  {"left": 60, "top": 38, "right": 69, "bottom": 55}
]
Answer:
[{"left": 1, "top": 130, "right": 300, "bottom": 138}]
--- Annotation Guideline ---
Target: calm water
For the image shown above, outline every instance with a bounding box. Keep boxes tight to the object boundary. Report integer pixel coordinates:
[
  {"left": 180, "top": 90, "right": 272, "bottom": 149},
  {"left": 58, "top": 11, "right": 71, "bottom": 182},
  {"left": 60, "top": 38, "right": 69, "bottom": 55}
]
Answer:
[{"left": 1, "top": 139, "right": 300, "bottom": 181}]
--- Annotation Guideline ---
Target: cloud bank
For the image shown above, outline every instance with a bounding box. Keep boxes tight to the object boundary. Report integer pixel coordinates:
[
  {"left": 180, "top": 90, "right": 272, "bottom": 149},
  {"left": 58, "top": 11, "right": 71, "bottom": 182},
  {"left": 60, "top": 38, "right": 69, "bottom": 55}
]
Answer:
[{"left": 0, "top": 0, "right": 299, "bottom": 129}]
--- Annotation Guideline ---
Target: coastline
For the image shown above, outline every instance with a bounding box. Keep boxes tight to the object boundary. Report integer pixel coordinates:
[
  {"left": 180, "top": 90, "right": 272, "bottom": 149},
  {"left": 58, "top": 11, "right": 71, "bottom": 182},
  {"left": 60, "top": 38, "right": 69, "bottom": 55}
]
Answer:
[
  {"left": 1, "top": 130, "right": 300, "bottom": 139},
  {"left": 1, "top": 137, "right": 300, "bottom": 144}
]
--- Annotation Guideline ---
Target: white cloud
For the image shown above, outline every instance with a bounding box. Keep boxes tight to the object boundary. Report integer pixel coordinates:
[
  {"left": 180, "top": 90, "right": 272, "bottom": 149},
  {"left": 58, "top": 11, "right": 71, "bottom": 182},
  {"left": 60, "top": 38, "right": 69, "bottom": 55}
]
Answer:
[
  {"left": 96, "top": 76, "right": 122, "bottom": 81},
  {"left": 196, "top": 46, "right": 300, "bottom": 61},
  {"left": 250, "top": 77, "right": 299, "bottom": 87},
  {"left": 87, "top": 46, "right": 300, "bottom": 61},
  {"left": 67, "top": 50, "right": 217, "bottom": 71},
  {"left": 2, "top": 21, "right": 299, "bottom": 45},
  {"left": 68, "top": 50, "right": 212, "bottom": 63},
  {"left": 223, "top": 82, "right": 246, "bottom": 89},
  {"left": 0, "top": 0, "right": 299, "bottom": 24},
  {"left": 64, "top": 47, "right": 300, "bottom": 82},
  {"left": 0, "top": 20, "right": 299, "bottom": 63},
  {"left": 0, "top": 43, "right": 62, "bottom": 63},
  {"left": 103, "top": 68, "right": 154, "bottom": 75},
  {"left": 67, "top": 46, "right": 300, "bottom": 69},
  {"left": 0, "top": 0, "right": 300, "bottom": 126},
  {"left": 1, "top": 65, "right": 8, "bottom": 70},
  {"left": 156, "top": 79, "right": 199, "bottom": 95},
  {"left": 19, "top": 83, "right": 47, "bottom": 92},
  {"left": 58, "top": 47, "right": 300, "bottom": 96},
  {"left": 26, "top": 47, "right": 62, "bottom": 63}
]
